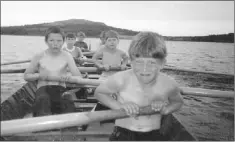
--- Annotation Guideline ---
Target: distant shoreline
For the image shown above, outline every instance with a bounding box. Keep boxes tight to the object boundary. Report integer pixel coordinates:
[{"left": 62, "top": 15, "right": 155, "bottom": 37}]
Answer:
[
  {"left": 1, "top": 34, "right": 234, "bottom": 43},
  {"left": 1, "top": 19, "right": 233, "bottom": 43}
]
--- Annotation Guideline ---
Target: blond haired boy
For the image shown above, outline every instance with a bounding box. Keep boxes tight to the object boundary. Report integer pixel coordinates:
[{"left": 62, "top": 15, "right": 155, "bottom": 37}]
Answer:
[
  {"left": 92, "top": 30, "right": 129, "bottom": 80},
  {"left": 94, "top": 31, "right": 184, "bottom": 141}
]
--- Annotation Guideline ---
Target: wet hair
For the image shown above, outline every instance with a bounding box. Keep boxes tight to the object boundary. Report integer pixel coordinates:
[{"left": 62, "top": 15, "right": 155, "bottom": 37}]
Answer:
[
  {"left": 77, "top": 31, "right": 86, "bottom": 38},
  {"left": 105, "top": 30, "right": 119, "bottom": 40},
  {"left": 128, "top": 32, "right": 167, "bottom": 60},
  {"left": 45, "top": 26, "right": 65, "bottom": 42},
  {"left": 66, "top": 33, "right": 76, "bottom": 39}
]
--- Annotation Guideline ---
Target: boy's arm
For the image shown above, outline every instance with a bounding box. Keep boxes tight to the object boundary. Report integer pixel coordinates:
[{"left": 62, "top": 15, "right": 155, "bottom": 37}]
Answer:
[
  {"left": 121, "top": 51, "right": 129, "bottom": 66},
  {"left": 73, "top": 41, "right": 79, "bottom": 47},
  {"left": 95, "top": 74, "right": 123, "bottom": 110},
  {"left": 76, "top": 47, "right": 83, "bottom": 58},
  {"left": 92, "top": 50, "right": 103, "bottom": 68},
  {"left": 74, "top": 47, "right": 85, "bottom": 65},
  {"left": 66, "top": 52, "right": 82, "bottom": 76},
  {"left": 84, "top": 42, "right": 89, "bottom": 51},
  {"left": 24, "top": 54, "right": 40, "bottom": 81},
  {"left": 162, "top": 86, "right": 184, "bottom": 115}
]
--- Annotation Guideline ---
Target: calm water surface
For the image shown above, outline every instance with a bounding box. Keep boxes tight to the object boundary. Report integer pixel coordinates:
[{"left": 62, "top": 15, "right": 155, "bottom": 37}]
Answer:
[{"left": 1, "top": 35, "right": 234, "bottom": 140}]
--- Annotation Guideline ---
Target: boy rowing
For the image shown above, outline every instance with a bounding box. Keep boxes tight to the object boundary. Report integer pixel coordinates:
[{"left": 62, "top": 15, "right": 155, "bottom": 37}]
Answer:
[
  {"left": 74, "top": 31, "right": 89, "bottom": 52},
  {"left": 92, "top": 30, "right": 129, "bottom": 81},
  {"left": 63, "top": 33, "right": 84, "bottom": 65},
  {"left": 24, "top": 26, "right": 82, "bottom": 118},
  {"left": 94, "top": 31, "right": 184, "bottom": 141},
  {"left": 91, "top": 30, "right": 129, "bottom": 123},
  {"left": 96, "top": 31, "right": 106, "bottom": 51}
]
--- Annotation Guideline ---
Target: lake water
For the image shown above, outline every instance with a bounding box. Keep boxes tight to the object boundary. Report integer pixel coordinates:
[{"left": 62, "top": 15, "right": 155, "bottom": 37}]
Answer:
[{"left": 1, "top": 35, "right": 234, "bottom": 140}]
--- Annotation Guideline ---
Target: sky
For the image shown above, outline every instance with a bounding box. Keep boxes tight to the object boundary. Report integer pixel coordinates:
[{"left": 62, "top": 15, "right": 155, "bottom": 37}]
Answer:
[{"left": 1, "top": 1, "right": 234, "bottom": 36}]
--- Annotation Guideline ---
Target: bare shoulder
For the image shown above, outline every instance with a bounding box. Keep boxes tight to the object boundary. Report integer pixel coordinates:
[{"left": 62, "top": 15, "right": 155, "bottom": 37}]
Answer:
[
  {"left": 61, "top": 50, "right": 71, "bottom": 56},
  {"left": 100, "top": 47, "right": 107, "bottom": 52},
  {"left": 114, "top": 69, "right": 131, "bottom": 79},
  {"left": 62, "top": 47, "right": 67, "bottom": 52},
  {"left": 159, "top": 73, "right": 179, "bottom": 90},
  {"left": 109, "top": 69, "right": 131, "bottom": 86},
  {"left": 61, "top": 50, "right": 73, "bottom": 59},
  {"left": 117, "top": 49, "right": 126, "bottom": 55},
  {"left": 31, "top": 51, "right": 44, "bottom": 61},
  {"left": 96, "top": 47, "right": 105, "bottom": 54}
]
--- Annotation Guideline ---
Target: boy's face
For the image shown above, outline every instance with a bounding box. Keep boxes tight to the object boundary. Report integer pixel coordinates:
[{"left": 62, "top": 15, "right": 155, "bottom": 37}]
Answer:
[
  {"left": 131, "top": 57, "right": 165, "bottom": 84},
  {"left": 66, "top": 37, "right": 76, "bottom": 46},
  {"left": 77, "top": 36, "right": 85, "bottom": 41},
  {"left": 105, "top": 38, "right": 119, "bottom": 49},
  {"left": 46, "top": 33, "right": 64, "bottom": 53}
]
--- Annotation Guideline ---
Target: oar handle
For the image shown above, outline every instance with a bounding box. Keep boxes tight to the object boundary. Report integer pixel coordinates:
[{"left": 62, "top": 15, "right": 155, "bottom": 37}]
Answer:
[
  {"left": 88, "top": 106, "right": 155, "bottom": 122},
  {"left": 0, "top": 66, "right": 128, "bottom": 74},
  {"left": 80, "top": 58, "right": 95, "bottom": 63},
  {"left": 1, "top": 60, "right": 30, "bottom": 66},
  {"left": 82, "top": 51, "right": 95, "bottom": 56},
  {"left": 1, "top": 106, "right": 157, "bottom": 136},
  {"left": 1, "top": 51, "right": 94, "bottom": 66}
]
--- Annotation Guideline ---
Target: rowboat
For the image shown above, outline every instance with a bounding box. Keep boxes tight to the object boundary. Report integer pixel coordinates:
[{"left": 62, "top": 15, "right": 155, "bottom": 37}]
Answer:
[
  {"left": 1, "top": 51, "right": 234, "bottom": 140},
  {"left": 1, "top": 80, "right": 197, "bottom": 141}
]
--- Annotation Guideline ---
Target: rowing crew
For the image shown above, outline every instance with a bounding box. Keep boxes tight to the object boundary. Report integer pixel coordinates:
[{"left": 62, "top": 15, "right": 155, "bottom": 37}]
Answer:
[{"left": 23, "top": 26, "right": 183, "bottom": 141}]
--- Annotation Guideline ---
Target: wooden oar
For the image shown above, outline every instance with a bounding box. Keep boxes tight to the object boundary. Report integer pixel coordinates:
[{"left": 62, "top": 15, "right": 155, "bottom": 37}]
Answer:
[
  {"left": 3, "top": 70, "right": 233, "bottom": 99},
  {"left": 1, "top": 60, "right": 31, "bottom": 66},
  {"left": 82, "top": 51, "right": 95, "bottom": 56},
  {"left": 180, "top": 87, "right": 234, "bottom": 98},
  {"left": 0, "top": 66, "right": 126, "bottom": 74},
  {"left": 14, "top": 131, "right": 111, "bottom": 137},
  {"left": 45, "top": 75, "right": 101, "bottom": 86},
  {"left": 66, "top": 80, "right": 234, "bottom": 98},
  {"left": 1, "top": 51, "right": 95, "bottom": 66},
  {"left": 163, "top": 66, "right": 234, "bottom": 76},
  {"left": 1, "top": 106, "right": 157, "bottom": 136},
  {"left": 0, "top": 66, "right": 234, "bottom": 98},
  {"left": 1, "top": 63, "right": 233, "bottom": 76},
  {"left": 47, "top": 75, "right": 234, "bottom": 98},
  {"left": 1, "top": 58, "right": 95, "bottom": 67},
  {"left": 80, "top": 58, "right": 95, "bottom": 63}
]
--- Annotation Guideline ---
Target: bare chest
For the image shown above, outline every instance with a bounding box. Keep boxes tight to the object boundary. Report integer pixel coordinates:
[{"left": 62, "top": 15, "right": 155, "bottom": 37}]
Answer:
[
  {"left": 119, "top": 83, "right": 168, "bottom": 106},
  {"left": 39, "top": 56, "right": 67, "bottom": 72},
  {"left": 102, "top": 51, "right": 122, "bottom": 66}
]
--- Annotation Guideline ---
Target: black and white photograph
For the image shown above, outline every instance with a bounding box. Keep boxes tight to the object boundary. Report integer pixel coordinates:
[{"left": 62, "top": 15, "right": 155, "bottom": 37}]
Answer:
[{"left": 1, "top": 1, "right": 234, "bottom": 141}]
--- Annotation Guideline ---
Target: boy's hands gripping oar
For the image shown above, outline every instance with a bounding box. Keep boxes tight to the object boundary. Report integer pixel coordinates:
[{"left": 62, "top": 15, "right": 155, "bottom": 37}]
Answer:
[
  {"left": 96, "top": 65, "right": 130, "bottom": 72},
  {"left": 1, "top": 106, "right": 160, "bottom": 136},
  {"left": 1, "top": 51, "right": 95, "bottom": 66},
  {"left": 1, "top": 66, "right": 130, "bottom": 74},
  {"left": 37, "top": 74, "right": 101, "bottom": 86},
  {"left": 120, "top": 101, "right": 168, "bottom": 119}
]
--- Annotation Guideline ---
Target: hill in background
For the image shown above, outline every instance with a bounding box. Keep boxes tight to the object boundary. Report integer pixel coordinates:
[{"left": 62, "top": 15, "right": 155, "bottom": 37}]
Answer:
[
  {"left": 0, "top": 19, "right": 138, "bottom": 38},
  {"left": 1, "top": 19, "right": 233, "bottom": 43}
]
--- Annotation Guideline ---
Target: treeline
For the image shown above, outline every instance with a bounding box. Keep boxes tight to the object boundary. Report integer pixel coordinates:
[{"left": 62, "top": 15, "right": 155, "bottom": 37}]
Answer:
[
  {"left": 0, "top": 19, "right": 234, "bottom": 43},
  {"left": 165, "top": 33, "right": 234, "bottom": 43}
]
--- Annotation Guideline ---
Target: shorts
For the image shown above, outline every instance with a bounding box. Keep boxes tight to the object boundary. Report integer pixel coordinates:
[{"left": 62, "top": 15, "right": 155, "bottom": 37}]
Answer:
[
  {"left": 109, "top": 126, "right": 167, "bottom": 141},
  {"left": 66, "top": 87, "right": 87, "bottom": 100},
  {"left": 33, "top": 85, "right": 75, "bottom": 117}
]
